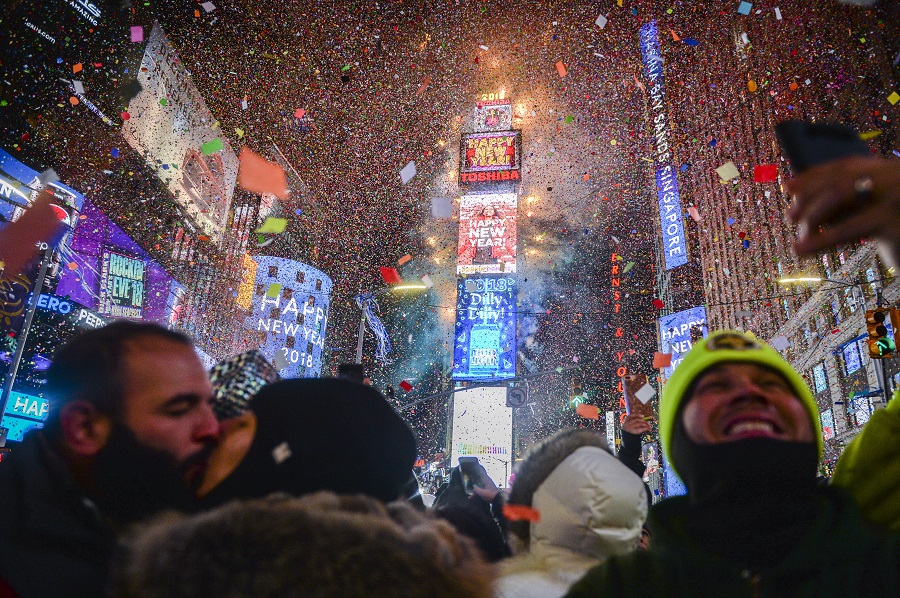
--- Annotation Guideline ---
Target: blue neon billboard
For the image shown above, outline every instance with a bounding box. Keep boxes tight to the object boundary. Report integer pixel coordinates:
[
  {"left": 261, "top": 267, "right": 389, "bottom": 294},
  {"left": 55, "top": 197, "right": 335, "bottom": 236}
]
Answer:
[
  {"left": 659, "top": 305, "right": 708, "bottom": 379},
  {"left": 658, "top": 305, "right": 707, "bottom": 498},
  {"left": 244, "top": 256, "right": 332, "bottom": 379},
  {"left": 452, "top": 274, "right": 517, "bottom": 381},
  {"left": 639, "top": 21, "right": 688, "bottom": 270}
]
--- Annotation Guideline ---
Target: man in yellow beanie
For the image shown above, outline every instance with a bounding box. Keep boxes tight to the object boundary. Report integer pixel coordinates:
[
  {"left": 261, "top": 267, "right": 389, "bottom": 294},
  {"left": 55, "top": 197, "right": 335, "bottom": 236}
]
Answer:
[{"left": 565, "top": 331, "right": 899, "bottom": 597}]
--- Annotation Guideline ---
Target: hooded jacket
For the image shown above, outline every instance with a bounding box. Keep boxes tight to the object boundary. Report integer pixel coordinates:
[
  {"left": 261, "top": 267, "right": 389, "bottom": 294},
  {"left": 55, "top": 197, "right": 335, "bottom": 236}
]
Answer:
[
  {"left": 495, "top": 446, "right": 647, "bottom": 598},
  {"left": 832, "top": 389, "right": 900, "bottom": 532}
]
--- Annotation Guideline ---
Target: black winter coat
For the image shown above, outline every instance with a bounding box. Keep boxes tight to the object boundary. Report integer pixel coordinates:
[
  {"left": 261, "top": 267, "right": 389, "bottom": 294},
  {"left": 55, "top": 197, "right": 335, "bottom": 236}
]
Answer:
[{"left": 0, "top": 432, "right": 116, "bottom": 598}]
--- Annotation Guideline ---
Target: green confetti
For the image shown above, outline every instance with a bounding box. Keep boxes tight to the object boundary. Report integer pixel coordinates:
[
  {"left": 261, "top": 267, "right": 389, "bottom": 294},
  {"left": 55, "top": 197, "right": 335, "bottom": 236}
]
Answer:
[
  {"left": 201, "top": 138, "right": 223, "bottom": 155},
  {"left": 564, "top": 115, "right": 574, "bottom": 124},
  {"left": 341, "top": 64, "right": 351, "bottom": 72},
  {"left": 256, "top": 217, "right": 288, "bottom": 234}
]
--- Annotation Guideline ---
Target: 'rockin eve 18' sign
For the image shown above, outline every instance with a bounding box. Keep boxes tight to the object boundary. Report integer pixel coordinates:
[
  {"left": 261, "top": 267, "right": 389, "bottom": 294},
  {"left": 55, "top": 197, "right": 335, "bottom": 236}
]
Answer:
[{"left": 99, "top": 249, "right": 145, "bottom": 319}]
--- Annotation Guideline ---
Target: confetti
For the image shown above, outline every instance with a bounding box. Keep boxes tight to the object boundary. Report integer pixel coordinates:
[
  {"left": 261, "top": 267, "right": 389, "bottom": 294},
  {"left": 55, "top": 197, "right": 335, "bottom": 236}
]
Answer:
[
  {"left": 400, "top": 161, "right": 417, "bottom": 184},
  {"left": 238, "top": 148, "right": 289, "bottom": 200},
  {"left": 201, "top": 138, "right": 224, "bottom": 155}
]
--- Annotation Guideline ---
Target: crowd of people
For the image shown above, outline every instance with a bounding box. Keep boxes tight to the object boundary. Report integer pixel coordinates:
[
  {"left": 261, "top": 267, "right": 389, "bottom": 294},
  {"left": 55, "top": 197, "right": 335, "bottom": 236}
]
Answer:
[{"left": 1, "top": 154, "right": 900, "bottom": 596}]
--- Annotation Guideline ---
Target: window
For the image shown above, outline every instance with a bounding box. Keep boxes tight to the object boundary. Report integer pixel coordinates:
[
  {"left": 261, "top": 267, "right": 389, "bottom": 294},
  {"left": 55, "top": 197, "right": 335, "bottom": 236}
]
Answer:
[
  {"left": 269, "top": 308, "right": 280, "bottom": 319},
  {"left": 296, "top": 270, "right": 306, "bottom": 283},
  {"left": 307, "top": 342, "right": 314, "bottom": 354},
  {"left": 308, "top": 295, "right": 316, "bottom": 307},
  {"left": 315, "top": 279, "right": 323, "bottom": 291},
  {"left": 812, "top": 363, "right": 828, "bottom": 394},
  {"left": 843, "top": 342, "right": 861, "bottom": 375},
  {"left": 283, "top": 288, "right": 293, "bottom": 300},
  {"left": 268, "top": 266, "right": 278, "bottom": 277},
  {"left": 852, "top": 397, "right": 872, "bottom": 427},
  {"left": 255, "top": 284, "right": 265, "bottom": 296},
  {"left": 285, "top": 336, "right": 295, "bottom": 349},
  {"left": 821, "top": 410, "right": 835, "bottom": 440},
  {"left": 297, "top": 313, "right": 305, "bottom": 324}
]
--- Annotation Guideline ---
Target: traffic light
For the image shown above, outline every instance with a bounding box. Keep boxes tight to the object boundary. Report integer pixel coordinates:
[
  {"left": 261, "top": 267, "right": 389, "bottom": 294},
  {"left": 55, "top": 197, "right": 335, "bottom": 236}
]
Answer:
[
  {"left": 570, "top": 377, "right": 585, "bottom": 407},
  {"left": 865, "top": 308, "right": 896, "bottom": 358}
]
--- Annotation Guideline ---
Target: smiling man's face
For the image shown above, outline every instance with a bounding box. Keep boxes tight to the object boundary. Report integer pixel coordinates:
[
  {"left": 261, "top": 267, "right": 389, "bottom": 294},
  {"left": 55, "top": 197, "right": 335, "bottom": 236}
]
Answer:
[{"left": 681, "top": 363, "right": 815, "bottom": 445}]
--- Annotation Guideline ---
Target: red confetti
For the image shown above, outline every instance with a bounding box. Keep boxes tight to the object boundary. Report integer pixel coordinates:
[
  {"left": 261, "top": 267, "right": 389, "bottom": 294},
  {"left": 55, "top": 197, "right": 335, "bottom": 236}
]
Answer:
[
  {"left": 753, "top": 164, "right": 778, "bottom": 182},
  {"left": 503, "top": 504, "right": 541, "bottom": 522},
  {"left": 379, "top": 267, "right": 402, "bottom": 284}
]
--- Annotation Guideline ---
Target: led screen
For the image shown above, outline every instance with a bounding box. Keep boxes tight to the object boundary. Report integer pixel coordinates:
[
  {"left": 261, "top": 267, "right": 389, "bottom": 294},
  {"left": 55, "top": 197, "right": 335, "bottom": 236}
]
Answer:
[
  {"left": 658, "top": 306, "right": 707, "bottom": 379},
  {"left": 640, "top": 21, "right": 687, "bottom": 270},
  {"left": 450, "top": 386, "right": 513, "bottom": 487},
  {"left": 457, "top": 193, "right": 517, "bottom": 275},
  {"left": 459, "top": 130, "right": 522, "bottom": 184},
  {"left": 244, "top": 256, "right": 332, "bottom": 379},
  {"left": 452, "top": 274, "right": 517, "bottom": 381},
  {"left": 99, "top": 249, "right": 146, "bottom": 319}
]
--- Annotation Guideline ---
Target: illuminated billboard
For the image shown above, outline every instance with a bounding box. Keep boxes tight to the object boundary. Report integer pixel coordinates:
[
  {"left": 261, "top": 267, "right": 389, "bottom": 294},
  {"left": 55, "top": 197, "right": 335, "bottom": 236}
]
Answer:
[
  {"left": 452, "top": 274, "right": 517, "bottom": 381},
  {"left": 457, "top": 193, "right": 518, "bottom": 275},
  {"left": 459, "top": 130, "right": 522, "bottom": 184},
  {"left": 235, "top": 253, "right": 258, "bottom": 310},
  {"left": 640, "top": 21, "right": 688, "bottom": 270},
  {"left": 473, "top": 99, "right": 513, "bottom": 132},
  {"left": 121, "top": 22, "right": 238, "bottom": 239},
  {"left": 1, "top": 294, "right": 107, "bottom": 441},
  {"left": 245, "top": 256, "right": 332, "bottom": 378},
  {"left": 56, "top": 199, "right": 177, "bottom": 325},
  {"left": 99, "top": 249, "right": 146, "bottom": 319},
  {"left": 450, "top": 386, "right": 513, "bottom": 487},
  {"left": 658, "top": 306, "right": 707, "bottom": 379}
]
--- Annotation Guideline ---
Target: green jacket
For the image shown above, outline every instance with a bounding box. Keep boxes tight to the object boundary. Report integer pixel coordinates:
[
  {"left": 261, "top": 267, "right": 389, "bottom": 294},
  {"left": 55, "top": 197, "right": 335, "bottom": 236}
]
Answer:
[
  {"left": 564, "top": 488, "right": 900, "bottom": 598},
  {"left": 832, "top": 390, "right": 900, "bottom": 532}
]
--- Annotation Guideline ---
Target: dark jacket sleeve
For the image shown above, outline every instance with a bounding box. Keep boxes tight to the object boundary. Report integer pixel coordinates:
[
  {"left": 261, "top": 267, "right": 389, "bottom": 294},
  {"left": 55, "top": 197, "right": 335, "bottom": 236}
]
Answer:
[
  {"left": 618, "top": 430, "right": 645, "bottom": 478},
  {"left": 435, "top": 493, "right": 511, "bottom": 562}
]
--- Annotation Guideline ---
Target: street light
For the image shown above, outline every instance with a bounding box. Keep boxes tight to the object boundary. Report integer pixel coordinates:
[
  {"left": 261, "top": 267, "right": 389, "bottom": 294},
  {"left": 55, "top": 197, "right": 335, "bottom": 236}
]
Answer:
[{"left": 355, "top": 284, "right": 428, "bottom": 364}]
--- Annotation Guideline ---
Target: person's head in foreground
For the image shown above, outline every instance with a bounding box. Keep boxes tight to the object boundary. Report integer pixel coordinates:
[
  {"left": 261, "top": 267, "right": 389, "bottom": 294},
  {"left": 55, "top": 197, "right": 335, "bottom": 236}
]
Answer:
[
  {"left": 44, "top": 321, "right": 221, "bottom": 522},
  {"left": 506, "top": 428, "right": 647, "bottom": 557},
  {"left": 495, "top": 429, "right": 646, "bottom": 598},
  {"left": 196, "top": 378, "right": 417, "bottom": 505},
  {"left": 114, "top": 492, "right": 495, "bottom": 598},
  {"left": 563, "top": 331, "right": 900, "bottom": 598},
  {"left": 660, "top": 330, "right": 822, "bottom": 502}
]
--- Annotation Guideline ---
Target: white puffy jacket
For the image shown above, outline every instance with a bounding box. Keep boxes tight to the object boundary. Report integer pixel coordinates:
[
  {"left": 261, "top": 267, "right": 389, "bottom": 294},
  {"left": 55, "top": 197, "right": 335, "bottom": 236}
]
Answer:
[{"left": 495, "top": 446, "right": 648, "bottom": 598}]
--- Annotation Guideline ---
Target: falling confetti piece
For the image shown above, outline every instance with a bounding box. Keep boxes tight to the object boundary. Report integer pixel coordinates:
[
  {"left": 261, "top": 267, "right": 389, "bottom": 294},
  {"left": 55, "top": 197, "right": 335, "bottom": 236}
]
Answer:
[
  {"left": 238, "top": 148, "right": 289, "bottom": 200},
  {"left": 201, "top": 138, "right": 224, "bottom": 155},
  {"left": 575, "top": 404, "right": 600, "bottom": 420}
]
